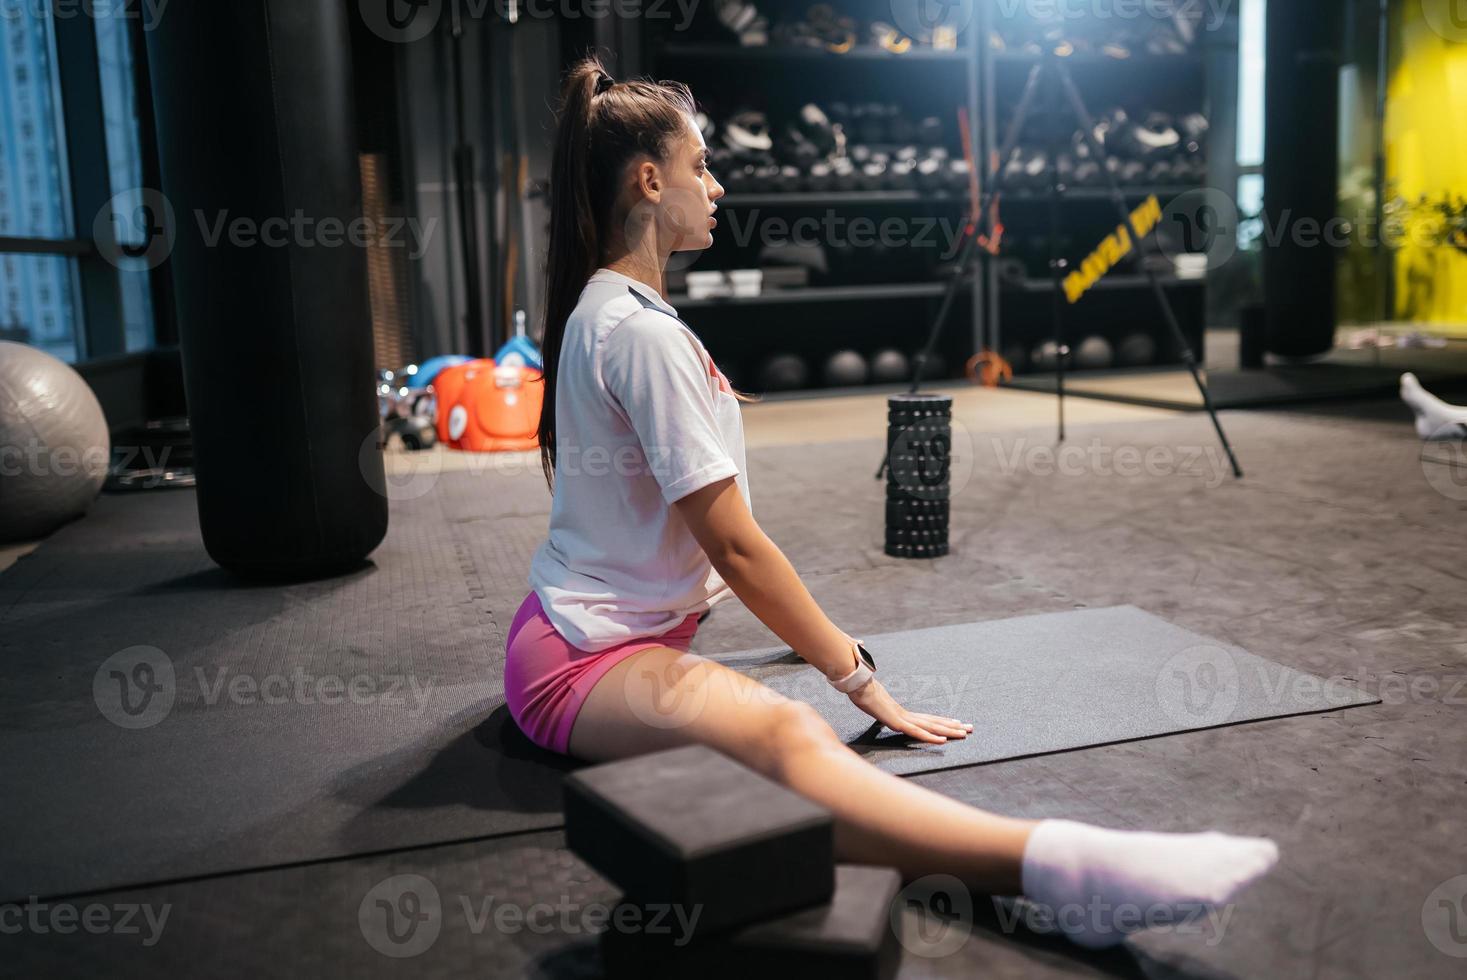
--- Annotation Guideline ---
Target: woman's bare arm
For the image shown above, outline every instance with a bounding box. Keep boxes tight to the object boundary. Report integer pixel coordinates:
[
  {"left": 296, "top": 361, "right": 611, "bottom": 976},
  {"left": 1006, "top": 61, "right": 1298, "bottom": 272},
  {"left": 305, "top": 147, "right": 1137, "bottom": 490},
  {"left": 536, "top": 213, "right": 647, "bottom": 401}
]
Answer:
[
  {"left": 675, "top": 477, "right": 970, "bottom": 743},
  {"left": 673, "top": 477, "right": 858, "bottom": 679}
]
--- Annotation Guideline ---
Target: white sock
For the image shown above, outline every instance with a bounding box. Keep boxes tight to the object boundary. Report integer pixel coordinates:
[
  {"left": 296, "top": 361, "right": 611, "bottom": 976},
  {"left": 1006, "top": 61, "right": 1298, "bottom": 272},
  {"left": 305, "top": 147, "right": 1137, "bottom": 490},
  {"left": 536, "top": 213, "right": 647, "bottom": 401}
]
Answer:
[
  {"left": 1401, "top": 373, "right": 1467, "bottom": 441},
  {"left": 1020, "top": 819, "right": 1279, "bottom": 949}
]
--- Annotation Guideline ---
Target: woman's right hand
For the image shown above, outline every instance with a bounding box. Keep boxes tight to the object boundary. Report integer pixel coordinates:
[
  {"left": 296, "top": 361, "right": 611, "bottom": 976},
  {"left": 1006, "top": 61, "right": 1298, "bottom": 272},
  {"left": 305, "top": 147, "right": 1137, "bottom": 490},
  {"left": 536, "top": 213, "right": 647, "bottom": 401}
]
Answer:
[{"left": 847, "top": 678, "right": 973, "bottom": 745}]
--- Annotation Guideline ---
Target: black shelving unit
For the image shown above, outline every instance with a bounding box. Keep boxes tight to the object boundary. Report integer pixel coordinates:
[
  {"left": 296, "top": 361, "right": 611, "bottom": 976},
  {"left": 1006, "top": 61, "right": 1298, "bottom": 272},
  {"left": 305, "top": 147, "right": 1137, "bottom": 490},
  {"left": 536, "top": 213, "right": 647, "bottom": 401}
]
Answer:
[
  {"left": 639, "top": 3, "right": 984, "bottom": 394},
  {"left": 980, "top": 4, "right": 1215, "bottom": 374},
  {"left": 634, "top": 3, "right": 1218, "bottom": 391},
  {"left": 671, "top": 281, "right": 950, "bottom": 309}
]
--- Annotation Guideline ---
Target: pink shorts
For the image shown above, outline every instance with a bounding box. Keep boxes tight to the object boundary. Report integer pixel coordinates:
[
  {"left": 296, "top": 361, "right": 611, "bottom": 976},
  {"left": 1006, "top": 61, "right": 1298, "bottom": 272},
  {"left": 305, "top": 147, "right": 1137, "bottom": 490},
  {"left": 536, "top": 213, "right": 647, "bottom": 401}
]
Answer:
[{"left": 503, "top": 592, "right": 701, "bottom": 756}]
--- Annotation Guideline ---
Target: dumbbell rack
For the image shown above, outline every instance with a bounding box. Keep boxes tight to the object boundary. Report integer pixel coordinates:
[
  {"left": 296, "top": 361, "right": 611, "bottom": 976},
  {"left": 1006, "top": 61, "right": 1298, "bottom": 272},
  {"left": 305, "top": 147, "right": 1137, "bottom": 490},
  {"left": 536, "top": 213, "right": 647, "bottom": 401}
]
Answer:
[
  {"left": 637, "top": 3, "right": 1218, "bottom": 394},
  {"left": 640, "top": 6, "right": 986, "bottom": 395},
  {"left": 981, "top": 15, "right": 1214, "bottom": 375}
]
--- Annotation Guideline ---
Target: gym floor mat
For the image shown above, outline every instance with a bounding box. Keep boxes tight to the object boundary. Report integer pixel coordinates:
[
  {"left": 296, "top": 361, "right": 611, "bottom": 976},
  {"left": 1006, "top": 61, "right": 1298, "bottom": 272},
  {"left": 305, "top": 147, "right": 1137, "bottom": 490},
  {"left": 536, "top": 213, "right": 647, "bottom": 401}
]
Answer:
[
  {"left": 722, "top": 606, "right": 1379, "bottom": 777},
  {"left": 0, "top": 481, "right": 571, "bottom": 903}
]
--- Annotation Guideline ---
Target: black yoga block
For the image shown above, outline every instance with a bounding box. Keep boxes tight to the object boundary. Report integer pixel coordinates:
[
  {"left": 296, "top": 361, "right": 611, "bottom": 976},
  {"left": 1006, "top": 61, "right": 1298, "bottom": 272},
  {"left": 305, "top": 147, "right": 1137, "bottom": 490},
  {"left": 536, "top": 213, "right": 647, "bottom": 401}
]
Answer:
[
  {"left": 600, "top": 865, "right": 903, "bottom": 980},
  {"left": 564, "top": 745, "right": 835, "bottom": 936}
]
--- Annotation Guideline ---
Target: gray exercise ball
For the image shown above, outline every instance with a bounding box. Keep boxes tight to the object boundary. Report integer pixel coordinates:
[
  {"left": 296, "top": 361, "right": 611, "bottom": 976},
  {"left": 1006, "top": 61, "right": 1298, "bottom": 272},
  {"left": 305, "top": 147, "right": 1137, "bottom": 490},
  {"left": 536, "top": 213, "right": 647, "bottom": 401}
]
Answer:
[
  {"left": 1031, "top": 340, "right": 1065, "bottom": 372},
  {"left": 0, "top": 342, "right": 110, "bottom": 542},
  {"left": 823, "top": 349, "right": 869, "bottom": 387},
  {"left": 870, "top": 349, "right": 909, "bottom": 384},
  {"left": 1075, "top": 336, "right": 1115, "bottom": 370},
  {"left": 1116, "top": 333, "right": 1158, "bottom": 367},
  {"left": 757, "top": 353, "right": 809, "bottom": 392}
]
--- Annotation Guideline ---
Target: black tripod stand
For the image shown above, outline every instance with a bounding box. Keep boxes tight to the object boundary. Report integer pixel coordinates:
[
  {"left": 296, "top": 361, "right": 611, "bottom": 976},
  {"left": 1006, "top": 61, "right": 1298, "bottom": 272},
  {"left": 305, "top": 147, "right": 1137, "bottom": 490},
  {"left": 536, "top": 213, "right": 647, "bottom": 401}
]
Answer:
[{"left": 878, "top": 51, "right": 1243, "bottom": 481}]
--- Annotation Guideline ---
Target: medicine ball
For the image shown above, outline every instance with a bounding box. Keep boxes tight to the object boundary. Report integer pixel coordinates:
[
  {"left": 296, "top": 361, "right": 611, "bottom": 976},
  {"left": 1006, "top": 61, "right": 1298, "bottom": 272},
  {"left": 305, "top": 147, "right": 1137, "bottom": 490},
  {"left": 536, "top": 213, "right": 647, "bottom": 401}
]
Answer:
[
  {"left": 1116, "top": 333, "right": 1158, "bottom": 367},
  {"left": 1031, "top": 340, "right": 1065, "bottom": 372},
  {"left": 1075, "top": 336, "right": 1115, "bottom": 370},
  {"left": 870, "top": 349, "right": 910, "bottom": 384},
  {"left": 757, "top": 353, "right": 809, "bottom": 392},
  {"left": 823, "top": 350, "right": 869, "bottom": 387}
]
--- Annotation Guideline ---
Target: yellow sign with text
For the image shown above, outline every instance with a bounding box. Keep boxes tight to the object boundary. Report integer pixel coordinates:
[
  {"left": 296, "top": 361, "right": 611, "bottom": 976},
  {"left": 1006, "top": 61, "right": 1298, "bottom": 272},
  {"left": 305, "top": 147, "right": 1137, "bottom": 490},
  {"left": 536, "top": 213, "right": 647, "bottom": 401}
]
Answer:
[{"left": 1062, "top": 195, "right": 1163, "bottom": 304}]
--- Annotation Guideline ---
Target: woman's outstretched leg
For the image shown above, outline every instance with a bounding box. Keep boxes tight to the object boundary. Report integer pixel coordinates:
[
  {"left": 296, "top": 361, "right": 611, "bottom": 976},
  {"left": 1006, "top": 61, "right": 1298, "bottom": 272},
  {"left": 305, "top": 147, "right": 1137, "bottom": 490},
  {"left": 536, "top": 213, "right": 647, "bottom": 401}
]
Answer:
[
  {"left": 1402, "top": 372, "right": 1467, "bottom": 440},
  {"left": 569, "top": 647, "right": 1278, "bottom": 948}
]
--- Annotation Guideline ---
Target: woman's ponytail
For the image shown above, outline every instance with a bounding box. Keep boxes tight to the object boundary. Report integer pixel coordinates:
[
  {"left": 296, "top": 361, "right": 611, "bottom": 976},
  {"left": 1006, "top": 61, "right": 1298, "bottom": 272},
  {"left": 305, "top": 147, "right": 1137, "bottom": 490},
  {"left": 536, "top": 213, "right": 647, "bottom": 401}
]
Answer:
[{"left": 535, "top": 55, "right": 697, "bottom": 492}]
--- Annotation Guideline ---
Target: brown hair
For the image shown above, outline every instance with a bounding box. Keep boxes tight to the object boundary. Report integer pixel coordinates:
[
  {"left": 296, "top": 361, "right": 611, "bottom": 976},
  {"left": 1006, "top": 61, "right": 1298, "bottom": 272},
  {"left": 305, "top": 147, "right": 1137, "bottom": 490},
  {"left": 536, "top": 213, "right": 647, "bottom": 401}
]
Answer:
[{"left": 536, "top": 55, "right": 698, "bottom": 492}]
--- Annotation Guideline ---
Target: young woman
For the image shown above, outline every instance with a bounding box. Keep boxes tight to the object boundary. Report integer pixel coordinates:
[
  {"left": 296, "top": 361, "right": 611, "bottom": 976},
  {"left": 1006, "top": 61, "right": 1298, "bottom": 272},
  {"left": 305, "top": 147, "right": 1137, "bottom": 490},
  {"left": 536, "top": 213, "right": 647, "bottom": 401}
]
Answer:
[{"left": 504, "top": 56, "right": 1279, "bottom": 949}]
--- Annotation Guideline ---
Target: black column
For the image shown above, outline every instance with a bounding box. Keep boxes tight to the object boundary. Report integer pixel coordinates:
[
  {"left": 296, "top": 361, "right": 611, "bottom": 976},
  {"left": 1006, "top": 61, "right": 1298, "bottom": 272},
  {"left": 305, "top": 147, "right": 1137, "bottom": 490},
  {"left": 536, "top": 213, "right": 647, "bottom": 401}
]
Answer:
[
  {"left": 1263, "top": 0, "right": 1346, "bottom": 358},
  {"left": 144, "top": 0, "right": 388, "bottom": 578}
]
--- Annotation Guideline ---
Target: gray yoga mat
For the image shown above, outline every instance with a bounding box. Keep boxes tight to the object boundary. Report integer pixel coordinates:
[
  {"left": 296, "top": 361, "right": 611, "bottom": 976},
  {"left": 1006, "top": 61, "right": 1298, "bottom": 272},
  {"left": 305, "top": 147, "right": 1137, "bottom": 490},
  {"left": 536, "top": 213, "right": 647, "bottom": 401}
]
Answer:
[{"left": 721, "top": 606, "right": 1379, "bottom": 777}]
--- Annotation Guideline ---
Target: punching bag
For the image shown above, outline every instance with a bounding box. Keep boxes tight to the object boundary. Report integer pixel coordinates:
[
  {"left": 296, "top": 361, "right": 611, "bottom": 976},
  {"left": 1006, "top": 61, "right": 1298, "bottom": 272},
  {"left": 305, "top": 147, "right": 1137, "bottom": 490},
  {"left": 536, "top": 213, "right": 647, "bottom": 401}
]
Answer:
[
  {"left": 1263, "top": 0, "right": 1345, "bottom": 358},
  {"left": 144, "top": 0, "right": 388, "bottom": 578}
]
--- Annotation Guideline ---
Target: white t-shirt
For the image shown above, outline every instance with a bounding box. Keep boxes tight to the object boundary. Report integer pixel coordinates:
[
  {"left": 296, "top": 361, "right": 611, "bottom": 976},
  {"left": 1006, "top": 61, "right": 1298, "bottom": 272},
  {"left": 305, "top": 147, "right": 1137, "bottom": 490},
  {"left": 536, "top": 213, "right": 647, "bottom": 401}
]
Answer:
[{"left": 528, "top": 268, "right": 751, "bottom": 652}]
